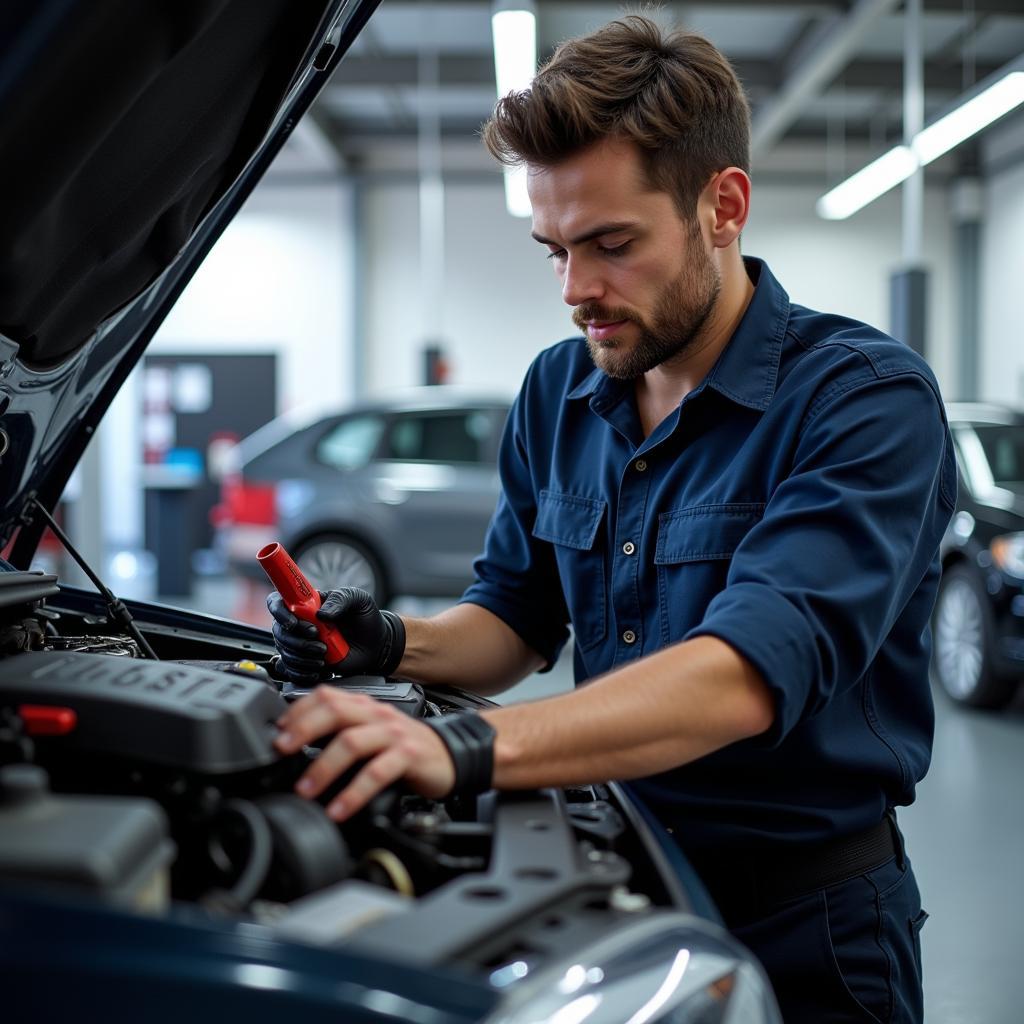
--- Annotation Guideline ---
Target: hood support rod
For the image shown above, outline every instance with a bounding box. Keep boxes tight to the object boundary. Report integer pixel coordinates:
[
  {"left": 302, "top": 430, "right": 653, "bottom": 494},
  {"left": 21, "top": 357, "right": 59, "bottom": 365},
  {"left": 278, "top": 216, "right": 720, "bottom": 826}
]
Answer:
[{"left": 24, "top": 498, "right": 158, "bottom": 660}]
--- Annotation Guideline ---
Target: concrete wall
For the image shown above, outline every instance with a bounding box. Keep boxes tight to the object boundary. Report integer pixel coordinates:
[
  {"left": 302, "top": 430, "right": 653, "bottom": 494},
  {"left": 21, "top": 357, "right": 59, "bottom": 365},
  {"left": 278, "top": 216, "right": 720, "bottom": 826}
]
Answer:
[
  {"left": 153, "top": 180, "right": 356, "bottom": 415},
  {"left": 980, "top": 108, "right": 1024, "bottom": 405},
  {"left": 98, "top": 178, "right": 355, "bottom": 551},
  {"left": 362, "top": 182, "right": 570, "bottom": 396}
]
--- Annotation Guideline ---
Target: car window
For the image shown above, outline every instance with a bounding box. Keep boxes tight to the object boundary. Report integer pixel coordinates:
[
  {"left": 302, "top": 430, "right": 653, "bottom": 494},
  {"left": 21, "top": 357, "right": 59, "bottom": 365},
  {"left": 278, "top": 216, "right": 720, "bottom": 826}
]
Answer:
[
  {"left": 315, "top": 415, "right": 385, "bottom": 470},
  {"left": 383, "top": 411, "right": 495, "bottom": 464},
  {"left": 952, "top": 427, "right": 993, "bottom": 495},
  {"left": 973, "top": 425, "right": 1024, "bottom": 489}
]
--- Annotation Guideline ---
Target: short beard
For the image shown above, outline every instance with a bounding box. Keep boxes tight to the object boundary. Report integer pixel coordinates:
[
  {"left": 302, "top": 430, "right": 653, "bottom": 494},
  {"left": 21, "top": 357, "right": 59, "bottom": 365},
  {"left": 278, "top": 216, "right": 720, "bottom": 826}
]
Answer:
[{"left": 572, "top": 229, "right": 721, "bottom": 381}]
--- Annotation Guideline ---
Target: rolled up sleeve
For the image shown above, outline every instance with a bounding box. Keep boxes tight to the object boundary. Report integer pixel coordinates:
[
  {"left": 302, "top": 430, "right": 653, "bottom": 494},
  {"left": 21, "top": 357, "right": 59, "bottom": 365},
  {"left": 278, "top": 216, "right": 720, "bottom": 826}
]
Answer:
[{"left": 686, "top": 370, "right": 956, "bottom": 745}]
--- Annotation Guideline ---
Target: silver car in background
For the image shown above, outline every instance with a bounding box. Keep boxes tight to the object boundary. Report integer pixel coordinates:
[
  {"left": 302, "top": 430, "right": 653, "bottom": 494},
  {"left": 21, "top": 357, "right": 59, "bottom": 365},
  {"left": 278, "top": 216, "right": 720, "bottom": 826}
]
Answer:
[{"left": 217, "top": 388, "right": 511, "bottom": 601}]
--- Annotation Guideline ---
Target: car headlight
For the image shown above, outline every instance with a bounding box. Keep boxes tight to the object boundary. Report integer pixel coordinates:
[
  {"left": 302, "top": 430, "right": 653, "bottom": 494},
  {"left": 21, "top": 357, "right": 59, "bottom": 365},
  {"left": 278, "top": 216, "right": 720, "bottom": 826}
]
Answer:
[{"left": 990, "top": 533, "right": 1024, "bottom": 579}]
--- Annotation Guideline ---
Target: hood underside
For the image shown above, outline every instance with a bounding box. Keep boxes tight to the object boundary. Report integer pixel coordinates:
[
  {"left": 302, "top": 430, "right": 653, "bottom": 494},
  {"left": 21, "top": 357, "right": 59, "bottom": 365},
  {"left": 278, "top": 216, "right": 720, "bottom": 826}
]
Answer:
[{"left": 0, "top": 0, "right": 378, "bottom": 559}]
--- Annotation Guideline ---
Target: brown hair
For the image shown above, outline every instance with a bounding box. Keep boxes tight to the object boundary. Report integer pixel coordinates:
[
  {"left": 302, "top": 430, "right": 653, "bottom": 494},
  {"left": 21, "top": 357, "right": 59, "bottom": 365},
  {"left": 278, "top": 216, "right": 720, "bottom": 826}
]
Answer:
[{"left": 482, "top": 15, "right": 750, "bottom": 218}]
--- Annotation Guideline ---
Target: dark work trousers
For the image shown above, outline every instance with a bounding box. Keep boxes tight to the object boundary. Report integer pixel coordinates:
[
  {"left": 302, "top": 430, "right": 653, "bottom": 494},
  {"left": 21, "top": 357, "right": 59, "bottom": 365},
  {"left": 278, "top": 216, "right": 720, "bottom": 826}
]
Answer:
[{"left": 720, "top": 853, "right": 927, "bottom": 1023}]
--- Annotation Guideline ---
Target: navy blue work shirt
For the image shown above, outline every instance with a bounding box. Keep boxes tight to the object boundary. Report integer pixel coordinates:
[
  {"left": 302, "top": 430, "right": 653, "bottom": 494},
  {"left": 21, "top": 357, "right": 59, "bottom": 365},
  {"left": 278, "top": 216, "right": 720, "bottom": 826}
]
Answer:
[{"left": 461, "top": 257, "right": 956, "bottom": 855}]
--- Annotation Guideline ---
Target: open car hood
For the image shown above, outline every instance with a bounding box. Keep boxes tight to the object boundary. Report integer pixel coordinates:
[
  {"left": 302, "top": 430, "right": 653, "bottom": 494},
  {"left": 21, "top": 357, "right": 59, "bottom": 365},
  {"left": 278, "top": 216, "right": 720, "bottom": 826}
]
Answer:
[{"left": 0, "top": 0, "right": 379, "bottom": 564}]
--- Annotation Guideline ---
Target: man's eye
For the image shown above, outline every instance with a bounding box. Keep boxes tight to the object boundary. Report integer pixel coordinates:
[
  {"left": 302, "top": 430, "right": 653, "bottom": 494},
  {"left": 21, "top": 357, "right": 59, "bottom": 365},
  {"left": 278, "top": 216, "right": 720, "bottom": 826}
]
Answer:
[
  {"left": 546, "top": 250, "right": 566, "bottom": 261},
  {"left": 599, "top": 242, "right": 631, "bottom": 258}
]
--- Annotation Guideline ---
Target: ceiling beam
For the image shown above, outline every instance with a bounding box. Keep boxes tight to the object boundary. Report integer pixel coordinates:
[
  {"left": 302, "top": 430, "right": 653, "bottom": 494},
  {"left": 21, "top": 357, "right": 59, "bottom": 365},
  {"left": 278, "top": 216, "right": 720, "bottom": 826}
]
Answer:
[
  {"left": 329, "top": 53, "right": 779, "bottom": 91},
  {"left": 384, "top": 0, "right": 851, "bottom": 7},
  {"left": 330, "top": 54, "right": 496, "bottom": 87},
  {"left": 828, "top": 57, "right": 1001, "bottom": 90},
  {"left": 325, "top": 115, "right": 906, "bottom": 144},
  {"left": 914, "top": 0, "right": 1024, "bottom": 11},
  {"left": 750, "top": 0, "right": 901, "bottom": 154},
  {"left": 385, "top": 0, "right": 1022, "bottom": 10},
  {"left": 327, "top": 53, "right": 1002, "bottom": 93}
]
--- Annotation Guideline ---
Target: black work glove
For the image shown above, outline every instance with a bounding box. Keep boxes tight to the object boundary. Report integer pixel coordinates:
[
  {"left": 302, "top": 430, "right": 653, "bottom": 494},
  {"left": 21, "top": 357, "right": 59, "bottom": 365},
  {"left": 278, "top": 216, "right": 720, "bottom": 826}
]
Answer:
[{"left": 267, "top": 587, "right": 406, "bottom": 683}]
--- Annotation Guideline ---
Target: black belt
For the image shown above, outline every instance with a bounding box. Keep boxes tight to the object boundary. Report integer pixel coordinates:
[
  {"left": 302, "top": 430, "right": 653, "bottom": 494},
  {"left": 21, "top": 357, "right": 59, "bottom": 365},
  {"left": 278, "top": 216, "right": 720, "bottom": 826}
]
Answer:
[{"left": 689, "top": 813, "right": 903, "bottom": 924}]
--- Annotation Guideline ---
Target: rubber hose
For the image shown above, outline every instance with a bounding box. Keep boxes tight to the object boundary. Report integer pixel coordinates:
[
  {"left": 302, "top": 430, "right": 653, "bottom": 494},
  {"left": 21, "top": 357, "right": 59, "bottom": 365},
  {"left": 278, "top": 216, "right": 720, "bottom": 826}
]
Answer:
[{"left": 209, "top": 798, "right": 274, "bottom": 911}]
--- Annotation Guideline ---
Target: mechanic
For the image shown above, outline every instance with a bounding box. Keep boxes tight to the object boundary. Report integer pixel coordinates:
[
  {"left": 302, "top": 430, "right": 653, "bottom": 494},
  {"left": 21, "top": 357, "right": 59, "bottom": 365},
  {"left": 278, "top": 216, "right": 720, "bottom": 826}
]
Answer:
[{"left": 270, "top": 16, "right": 954, "bottom": 1022}]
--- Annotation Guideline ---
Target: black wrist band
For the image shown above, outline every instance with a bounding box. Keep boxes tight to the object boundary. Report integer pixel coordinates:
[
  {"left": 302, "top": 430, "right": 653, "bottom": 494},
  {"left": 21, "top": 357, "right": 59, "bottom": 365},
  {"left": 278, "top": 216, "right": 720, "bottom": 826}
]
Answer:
[
  {"left": 379, "top": 610, "right": 406, "bottom": 678},
  {"left": 425, "top": 712, "right": 496, "bottom": 797}
]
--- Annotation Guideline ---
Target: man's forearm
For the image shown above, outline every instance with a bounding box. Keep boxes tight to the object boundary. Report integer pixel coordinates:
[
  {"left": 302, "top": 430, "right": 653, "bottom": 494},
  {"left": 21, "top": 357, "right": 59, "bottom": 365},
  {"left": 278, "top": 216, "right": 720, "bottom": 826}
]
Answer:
[
  {"left": 275, "top": 630, "right": 774, "bottom": 823},
  {"left": 396, "top": 602, "right": 546, "bottom": 695},
  {"left": 481, "top": 635, "right": 775, "bottom": 788}
]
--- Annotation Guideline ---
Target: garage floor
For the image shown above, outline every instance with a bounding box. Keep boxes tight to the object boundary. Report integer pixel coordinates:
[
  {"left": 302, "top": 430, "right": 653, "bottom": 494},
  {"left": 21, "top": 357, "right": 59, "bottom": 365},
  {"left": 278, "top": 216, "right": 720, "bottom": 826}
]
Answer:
[
  {"left": 899, "top": 689, "right": 1024, "bottom": 1024},
  {"left": 174, "top": 584, "right": 1024, "bottom": 1022}
]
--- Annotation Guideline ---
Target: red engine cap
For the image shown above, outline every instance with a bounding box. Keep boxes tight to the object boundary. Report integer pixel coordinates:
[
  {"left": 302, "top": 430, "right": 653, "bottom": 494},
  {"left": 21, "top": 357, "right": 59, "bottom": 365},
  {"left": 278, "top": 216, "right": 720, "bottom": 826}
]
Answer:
[{"left": 18, "top": 704, "right": 78, "bottom": 737}]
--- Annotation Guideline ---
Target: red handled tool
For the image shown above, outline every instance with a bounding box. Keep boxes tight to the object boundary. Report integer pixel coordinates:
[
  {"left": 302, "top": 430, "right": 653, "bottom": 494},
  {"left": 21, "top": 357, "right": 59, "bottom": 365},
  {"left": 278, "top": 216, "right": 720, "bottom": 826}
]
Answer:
[{"left": 257, "top": 542, "right": 350, "bottom": 664}]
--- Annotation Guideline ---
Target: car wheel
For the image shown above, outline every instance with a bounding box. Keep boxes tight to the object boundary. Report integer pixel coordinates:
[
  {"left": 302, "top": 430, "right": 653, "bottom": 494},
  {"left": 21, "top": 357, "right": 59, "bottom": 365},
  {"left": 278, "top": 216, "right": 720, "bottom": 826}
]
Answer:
[
  {"left": 293, "top": 535, "right": 389, "bottom": 604},
  {"left": 932, "top": 563, "right": 1016, "bottom": 708}
]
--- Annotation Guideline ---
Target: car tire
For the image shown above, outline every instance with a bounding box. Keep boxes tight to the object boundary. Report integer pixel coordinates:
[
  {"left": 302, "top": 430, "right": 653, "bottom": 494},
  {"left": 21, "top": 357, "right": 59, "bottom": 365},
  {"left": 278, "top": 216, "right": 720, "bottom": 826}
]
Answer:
[
  {"left": 932, "top": 563, "right": 1017, "bottom": 709},
  {"left": 292, "top": 534, "right": 389, "bottom": 605}
]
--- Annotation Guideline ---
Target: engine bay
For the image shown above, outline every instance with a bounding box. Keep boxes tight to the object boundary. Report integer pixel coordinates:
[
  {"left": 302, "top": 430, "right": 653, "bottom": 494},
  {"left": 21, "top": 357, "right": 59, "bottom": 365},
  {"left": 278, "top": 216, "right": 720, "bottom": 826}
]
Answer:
[{"left": 0, "top": 568, "right": 686, "bottom": 976}]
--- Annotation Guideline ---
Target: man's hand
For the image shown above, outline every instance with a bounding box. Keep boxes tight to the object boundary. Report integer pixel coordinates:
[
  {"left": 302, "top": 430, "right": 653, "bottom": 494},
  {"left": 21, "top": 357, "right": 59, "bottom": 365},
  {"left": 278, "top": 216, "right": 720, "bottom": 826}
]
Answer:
[
  {"left": 267, "top": 588, "right": 406, "bottom": 682},
  {"left": 274, "top": 686, "right": 454, "bottom": 820},
  {"left": 273, "top": 637, "right": 771, "bottom": 819}
]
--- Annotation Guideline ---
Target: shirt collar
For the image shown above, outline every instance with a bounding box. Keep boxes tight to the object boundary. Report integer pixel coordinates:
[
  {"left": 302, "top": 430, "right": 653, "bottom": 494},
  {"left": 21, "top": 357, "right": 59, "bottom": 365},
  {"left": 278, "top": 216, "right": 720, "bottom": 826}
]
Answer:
[
  {"left": 567, "top": 364, "right": 608, "bottom": 401},
  {"left": 566, "top": 257, "right": 789, "bottom": 413}
]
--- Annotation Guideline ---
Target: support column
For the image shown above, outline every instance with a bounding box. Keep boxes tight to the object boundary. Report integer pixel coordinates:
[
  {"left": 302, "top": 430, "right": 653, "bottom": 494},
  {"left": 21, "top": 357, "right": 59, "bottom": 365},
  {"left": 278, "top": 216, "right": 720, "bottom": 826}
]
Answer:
[
  {"left": 890, "top": 0, "right": 929, "bottom": 358},
  {"left": 952, "top": 178, "right": 983, "bottom": 400},
  {"left": 351, "top": 178, "right": 368, "bottom": 396},
  {"left": 418, "top": 40, "right": 446, "bottom": 382}
]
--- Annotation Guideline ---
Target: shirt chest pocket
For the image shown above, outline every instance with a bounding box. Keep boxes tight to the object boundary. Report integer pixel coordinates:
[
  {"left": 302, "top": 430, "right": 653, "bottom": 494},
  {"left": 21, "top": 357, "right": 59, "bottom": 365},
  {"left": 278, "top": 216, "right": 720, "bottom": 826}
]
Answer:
[
  {"left": 533, "top": 490, "right": 607, "bottom": 652},
  {"left": 654, "top": 503, "right": 765, "bottom": 645}
]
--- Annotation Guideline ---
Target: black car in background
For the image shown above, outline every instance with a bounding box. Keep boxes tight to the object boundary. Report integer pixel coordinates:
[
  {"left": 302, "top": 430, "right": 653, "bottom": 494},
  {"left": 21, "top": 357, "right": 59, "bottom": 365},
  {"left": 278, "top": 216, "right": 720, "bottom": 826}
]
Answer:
[{"left": 933, "top": 403, "right": 1024, "bottom": 708}]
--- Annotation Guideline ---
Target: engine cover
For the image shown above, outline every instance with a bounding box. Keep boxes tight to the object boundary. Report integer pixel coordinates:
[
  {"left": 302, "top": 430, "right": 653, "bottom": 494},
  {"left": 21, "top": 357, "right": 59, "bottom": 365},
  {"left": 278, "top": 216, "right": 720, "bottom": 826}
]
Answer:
[{"left": 0, "top": 651, "right": 287, "bottom": 773}]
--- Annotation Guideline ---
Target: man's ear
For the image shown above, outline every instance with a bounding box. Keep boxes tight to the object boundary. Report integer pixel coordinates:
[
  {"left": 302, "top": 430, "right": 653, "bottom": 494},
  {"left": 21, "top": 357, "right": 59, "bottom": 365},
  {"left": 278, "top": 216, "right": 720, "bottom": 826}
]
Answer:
[{"left": 701, "top": 167, "right": 751, "bottom": 249}]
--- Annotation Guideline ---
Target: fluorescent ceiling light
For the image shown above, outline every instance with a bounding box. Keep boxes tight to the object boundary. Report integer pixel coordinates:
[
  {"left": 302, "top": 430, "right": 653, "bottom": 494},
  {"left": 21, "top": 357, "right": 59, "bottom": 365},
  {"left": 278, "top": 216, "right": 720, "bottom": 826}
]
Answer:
[
  {"left": 816, "top": 68, "right": 1024, "bottom": 220},
  {"left": 492, "top": 3, "right": 536, "bottom": 217},
  {"left": 492, "top": 7, "right": 536, "bottom": 95},
  {"left": 504, "top": 163, "right": 532, "bottom": 218},
  {"left": 816, "top": 145, "right": 918, "bottom": 220},
  {"left": 913, "top": 71, "right": 1024, "bottom": 165}
]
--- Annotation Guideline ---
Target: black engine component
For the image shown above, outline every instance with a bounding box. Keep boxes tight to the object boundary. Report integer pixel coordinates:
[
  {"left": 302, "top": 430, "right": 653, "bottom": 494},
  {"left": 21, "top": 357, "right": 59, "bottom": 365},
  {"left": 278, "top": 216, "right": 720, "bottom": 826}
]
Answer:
[
  {"left": 0, "top": 570, "right": 60, "bottom": 656},
  {"left": 255, "top": 793, "right": 355, "bottom": 901},
  {"left": 0, "top": 570, "right": 60, "bottom": 608},
  {"left": 284, "top": 674, "right": 427, "bottom": 717},
  {"left": 0, "top": 763, "right": 174, "bottom": 909},
  {"left": 0, "top": 617, "right": 46, "bottom": 655},
  {"left": 45, "top": 636, "right": 140, "bottom": 657},
  {"left": 0, "top": 579, "right": 662, "bottom": 967},
  {"left": 0, "top": 651, "right": 287, "bottom": 774}
]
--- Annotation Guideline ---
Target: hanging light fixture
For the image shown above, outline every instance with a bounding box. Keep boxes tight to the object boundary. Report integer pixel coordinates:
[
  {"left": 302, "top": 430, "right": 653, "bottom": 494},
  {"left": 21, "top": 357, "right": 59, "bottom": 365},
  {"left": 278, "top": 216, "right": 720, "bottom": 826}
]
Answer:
[
  {"left": 491, "top": 0, "right": 537, "bottom": 217},
  {"left": 912, "top": 71, "right": 1024, "bottom": 165},
  {"left": 817, "top": 64, "right": 1024, "bottom": 220}
]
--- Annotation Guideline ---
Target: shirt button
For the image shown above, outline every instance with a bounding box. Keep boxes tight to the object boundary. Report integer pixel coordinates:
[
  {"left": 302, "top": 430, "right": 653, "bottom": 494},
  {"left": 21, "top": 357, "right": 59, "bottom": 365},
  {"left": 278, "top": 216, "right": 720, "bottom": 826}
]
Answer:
[
  {"left": 622, "top": 541, "right": 636, "bottom": 555},
  {"left": 622, "top": 629, "right": 637, "bottom": 644},
  {"left": 634, "top": 459, "right": 647, "bottom": 472}
]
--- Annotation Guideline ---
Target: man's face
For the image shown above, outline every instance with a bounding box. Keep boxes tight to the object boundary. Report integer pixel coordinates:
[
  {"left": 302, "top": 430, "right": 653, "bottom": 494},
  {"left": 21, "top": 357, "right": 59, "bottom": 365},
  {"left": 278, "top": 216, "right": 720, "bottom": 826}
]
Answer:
[{"left": 528, "top": 137, "right": 720, "bottom": 380}]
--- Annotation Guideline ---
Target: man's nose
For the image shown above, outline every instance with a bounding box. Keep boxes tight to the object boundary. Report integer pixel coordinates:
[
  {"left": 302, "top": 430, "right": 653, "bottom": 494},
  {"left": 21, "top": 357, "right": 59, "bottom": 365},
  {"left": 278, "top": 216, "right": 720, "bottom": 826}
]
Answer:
[{"left": 561, "top": 256, "right": 604, "bottom": 307}]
